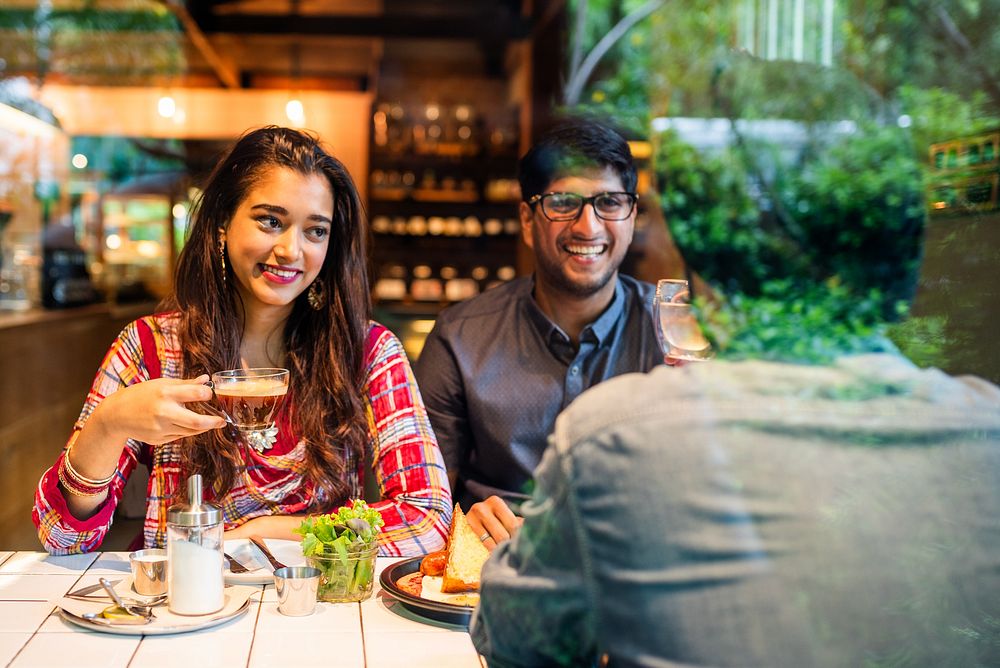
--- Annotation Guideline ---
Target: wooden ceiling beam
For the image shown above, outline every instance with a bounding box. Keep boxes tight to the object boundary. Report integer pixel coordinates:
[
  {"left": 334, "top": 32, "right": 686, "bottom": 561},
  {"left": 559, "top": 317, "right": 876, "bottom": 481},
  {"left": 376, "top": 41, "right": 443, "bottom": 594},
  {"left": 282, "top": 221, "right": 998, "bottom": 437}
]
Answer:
[
  {"left": 205, "top": 13, "right": 529, "bottom": 42},
  {"left": 159, "top": 1, "right": 241, "bottom": 88}
]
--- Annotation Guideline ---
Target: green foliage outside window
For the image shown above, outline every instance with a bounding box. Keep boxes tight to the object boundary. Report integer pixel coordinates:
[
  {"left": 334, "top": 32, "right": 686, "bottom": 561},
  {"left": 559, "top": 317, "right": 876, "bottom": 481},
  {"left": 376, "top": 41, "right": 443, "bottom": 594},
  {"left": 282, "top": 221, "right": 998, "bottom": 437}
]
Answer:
[
  {"left": 655, "top": 122, "right": 924, "bottom": 364},
  {"left": 566, "top": 1, "right": 1000, "bottom": 370}
]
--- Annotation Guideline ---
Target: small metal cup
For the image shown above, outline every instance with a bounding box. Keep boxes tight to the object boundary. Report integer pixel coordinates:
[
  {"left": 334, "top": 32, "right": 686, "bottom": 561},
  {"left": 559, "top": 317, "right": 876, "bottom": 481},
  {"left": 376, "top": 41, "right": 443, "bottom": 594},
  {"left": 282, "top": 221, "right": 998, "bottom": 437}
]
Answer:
[
  {"left": 129, "top": 548, "right": 168, "bottom": 596},
  {"left": 273, "top": 566, "right": 321, "bottom": 617}
]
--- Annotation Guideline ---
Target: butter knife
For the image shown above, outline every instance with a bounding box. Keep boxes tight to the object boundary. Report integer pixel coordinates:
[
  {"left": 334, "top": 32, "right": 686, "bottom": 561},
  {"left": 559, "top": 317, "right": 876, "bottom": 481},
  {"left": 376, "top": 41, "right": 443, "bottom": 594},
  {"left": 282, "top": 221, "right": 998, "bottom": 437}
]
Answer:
[
  {"left": 249, "top": 535, "right": 287, "bottom": 571},
  {"left": 66, "top": 579, "right": 123, "bottom": 600}
]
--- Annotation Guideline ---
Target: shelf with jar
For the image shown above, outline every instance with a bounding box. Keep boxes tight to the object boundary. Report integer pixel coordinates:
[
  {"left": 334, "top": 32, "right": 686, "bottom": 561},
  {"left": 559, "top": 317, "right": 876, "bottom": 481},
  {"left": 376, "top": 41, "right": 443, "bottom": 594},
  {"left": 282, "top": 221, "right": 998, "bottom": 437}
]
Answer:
[
  {"left": 371, "top": 102, "right": 519, "bottom": 160},
  {"left": 372, "top": 251, "right": 519, "bottom": 307},
  {"left": 368, "top": 98, "right": 523, "bottom": 312},
  {"left": 369, "top": 159, "right": 521, "bottom": 206},
  {"left": 370, "top": 212, "right": 520, "bottom": 239},
  {"left": 368, "top": 100, "right": 521, "bottom": 210}
]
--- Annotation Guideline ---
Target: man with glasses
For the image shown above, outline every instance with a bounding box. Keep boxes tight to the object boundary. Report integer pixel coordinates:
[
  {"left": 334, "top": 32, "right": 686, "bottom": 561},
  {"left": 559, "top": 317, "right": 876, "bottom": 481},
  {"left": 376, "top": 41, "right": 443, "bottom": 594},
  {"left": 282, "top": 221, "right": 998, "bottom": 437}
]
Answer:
[{"left": 414, "top": 118, "right": 663, "bottom": 546}]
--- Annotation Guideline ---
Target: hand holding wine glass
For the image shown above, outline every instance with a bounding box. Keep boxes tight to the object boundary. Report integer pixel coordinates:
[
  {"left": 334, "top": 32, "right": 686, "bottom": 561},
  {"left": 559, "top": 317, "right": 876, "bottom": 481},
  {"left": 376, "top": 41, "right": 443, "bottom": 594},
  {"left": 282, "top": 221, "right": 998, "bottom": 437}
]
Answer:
[{"left": 652, "top": 279, "right": 713, "bottom": 363}]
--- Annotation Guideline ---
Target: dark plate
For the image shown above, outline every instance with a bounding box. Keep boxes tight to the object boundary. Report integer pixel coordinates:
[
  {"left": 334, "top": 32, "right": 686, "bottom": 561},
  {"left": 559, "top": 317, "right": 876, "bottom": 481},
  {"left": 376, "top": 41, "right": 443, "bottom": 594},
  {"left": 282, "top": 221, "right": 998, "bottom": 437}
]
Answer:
[{"left": 378, "top": 556, "right": 475, "bottom": 626}]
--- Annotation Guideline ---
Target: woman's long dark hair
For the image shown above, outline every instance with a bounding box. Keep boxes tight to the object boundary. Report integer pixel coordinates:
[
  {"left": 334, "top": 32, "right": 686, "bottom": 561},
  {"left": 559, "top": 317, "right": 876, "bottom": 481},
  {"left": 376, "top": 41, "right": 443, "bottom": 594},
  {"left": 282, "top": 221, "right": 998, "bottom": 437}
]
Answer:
[{"left": 164, "top": 126, "right": 371, "bottom": 509}]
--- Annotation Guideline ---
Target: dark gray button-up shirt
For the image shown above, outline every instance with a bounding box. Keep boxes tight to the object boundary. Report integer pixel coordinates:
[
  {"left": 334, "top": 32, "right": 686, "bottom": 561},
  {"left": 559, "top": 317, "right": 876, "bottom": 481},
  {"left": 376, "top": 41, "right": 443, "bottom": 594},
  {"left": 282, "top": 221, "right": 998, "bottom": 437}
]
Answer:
[{"left": 414, "top": 274, "right": 663, "bottom": 510}]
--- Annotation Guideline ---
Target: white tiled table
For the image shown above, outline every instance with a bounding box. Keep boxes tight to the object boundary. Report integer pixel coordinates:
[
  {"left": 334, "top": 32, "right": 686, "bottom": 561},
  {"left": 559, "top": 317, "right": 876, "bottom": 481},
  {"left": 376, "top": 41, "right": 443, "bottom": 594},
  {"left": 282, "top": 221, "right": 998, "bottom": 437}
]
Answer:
[{"left": 0, "top": 552, "right": 484, "bottom": 668}]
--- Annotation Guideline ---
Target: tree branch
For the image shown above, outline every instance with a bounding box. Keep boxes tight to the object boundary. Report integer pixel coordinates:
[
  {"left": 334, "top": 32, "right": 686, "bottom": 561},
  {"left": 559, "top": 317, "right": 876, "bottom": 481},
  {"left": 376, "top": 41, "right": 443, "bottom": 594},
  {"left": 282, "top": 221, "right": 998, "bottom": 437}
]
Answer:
[
  {"left": 564, "top": 0, "right": 665, "bottom": 105},
  {"left": 933, "top": 4, "right": 1000, "bottom": 110},
  {"left": 569, "top": 0, "right": 588, "bottom": 78}
]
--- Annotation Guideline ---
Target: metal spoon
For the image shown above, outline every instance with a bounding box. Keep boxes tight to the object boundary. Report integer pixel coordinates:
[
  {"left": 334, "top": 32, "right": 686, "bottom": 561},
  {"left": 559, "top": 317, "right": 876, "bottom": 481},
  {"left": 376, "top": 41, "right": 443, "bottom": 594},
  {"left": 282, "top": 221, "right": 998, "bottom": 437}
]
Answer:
[
  {"left": 126, "top": 593, "right": 167, "bottom": 607},
  {"left": 80, "top": 609, "right": 152, "bottom": 626},
  {"left": 99, "top": 577, "right": 155, "bottom": 619},
  {"left": 65, "top": 581, "right": 166, "bottom": 606}
]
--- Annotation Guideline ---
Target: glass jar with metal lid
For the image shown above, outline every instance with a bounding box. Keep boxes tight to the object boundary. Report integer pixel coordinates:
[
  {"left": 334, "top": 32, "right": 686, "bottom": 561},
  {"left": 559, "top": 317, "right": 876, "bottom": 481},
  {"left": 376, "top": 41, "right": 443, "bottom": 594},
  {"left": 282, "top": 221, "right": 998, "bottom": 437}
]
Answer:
[{"left": 166, "top": 474, "right": 225, "bottom": 615}]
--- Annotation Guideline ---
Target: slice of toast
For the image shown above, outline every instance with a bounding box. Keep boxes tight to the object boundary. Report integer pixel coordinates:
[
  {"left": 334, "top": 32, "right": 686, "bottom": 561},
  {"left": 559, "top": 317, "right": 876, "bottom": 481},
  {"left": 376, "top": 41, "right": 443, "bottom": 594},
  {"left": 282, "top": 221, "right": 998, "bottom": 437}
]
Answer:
[{"left": 441, "top": 504, "right": 490, "bottom": 593}]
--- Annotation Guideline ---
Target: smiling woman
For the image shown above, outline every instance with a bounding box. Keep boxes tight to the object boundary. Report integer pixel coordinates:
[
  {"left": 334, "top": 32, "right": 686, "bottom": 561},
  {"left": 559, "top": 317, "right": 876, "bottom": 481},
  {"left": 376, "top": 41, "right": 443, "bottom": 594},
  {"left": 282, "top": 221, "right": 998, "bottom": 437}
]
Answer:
[
  {"left": 32, "top": 126, "right": 452, "bottom": 557},
  {"left": 222, "top": 167, "right": 333, "bottom": 319}
]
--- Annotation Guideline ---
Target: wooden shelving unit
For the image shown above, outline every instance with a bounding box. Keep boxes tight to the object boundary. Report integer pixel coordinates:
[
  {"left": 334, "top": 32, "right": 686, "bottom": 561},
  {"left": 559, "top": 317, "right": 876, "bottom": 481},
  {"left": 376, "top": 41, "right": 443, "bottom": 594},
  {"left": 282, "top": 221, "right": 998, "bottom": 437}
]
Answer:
[{"left": 367, "top": 101, "right": 522, "bottom": 310}]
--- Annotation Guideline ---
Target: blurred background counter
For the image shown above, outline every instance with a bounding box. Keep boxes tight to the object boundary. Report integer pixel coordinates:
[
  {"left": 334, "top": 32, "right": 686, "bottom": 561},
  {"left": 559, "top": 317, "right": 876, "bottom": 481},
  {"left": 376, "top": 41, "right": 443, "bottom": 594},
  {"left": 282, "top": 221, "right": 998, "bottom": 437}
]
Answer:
[{"left": 0, "top": 301, "right": 155, "bottom": 548}]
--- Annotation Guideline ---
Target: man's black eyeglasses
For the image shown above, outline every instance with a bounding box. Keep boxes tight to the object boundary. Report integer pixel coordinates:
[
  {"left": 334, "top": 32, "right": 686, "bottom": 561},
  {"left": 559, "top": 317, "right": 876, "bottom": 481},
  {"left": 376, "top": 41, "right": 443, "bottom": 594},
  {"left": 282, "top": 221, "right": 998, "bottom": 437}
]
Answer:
[{"left": 527, "top": 191, "right": 638, "bottom": 222}]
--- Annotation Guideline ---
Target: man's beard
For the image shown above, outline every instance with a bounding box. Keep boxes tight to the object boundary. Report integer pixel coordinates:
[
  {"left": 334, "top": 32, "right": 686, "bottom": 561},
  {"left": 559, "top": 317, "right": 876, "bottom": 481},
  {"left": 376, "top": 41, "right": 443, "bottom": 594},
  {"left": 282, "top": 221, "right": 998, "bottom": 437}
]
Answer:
[{"left": 534, "top": 251, "right": 619, "bottom": 299}]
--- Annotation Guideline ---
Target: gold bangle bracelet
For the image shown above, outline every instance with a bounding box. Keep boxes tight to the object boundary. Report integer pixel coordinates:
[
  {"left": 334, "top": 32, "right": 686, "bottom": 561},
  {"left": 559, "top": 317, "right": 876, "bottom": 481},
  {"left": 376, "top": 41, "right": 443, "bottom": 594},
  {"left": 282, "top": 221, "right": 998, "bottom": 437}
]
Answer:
[
  {"left": 63, "top": 447, "right": 115, "bottom": 487},
  {"left": 57, "top": 465, "right": 109, "bottom": 498}
]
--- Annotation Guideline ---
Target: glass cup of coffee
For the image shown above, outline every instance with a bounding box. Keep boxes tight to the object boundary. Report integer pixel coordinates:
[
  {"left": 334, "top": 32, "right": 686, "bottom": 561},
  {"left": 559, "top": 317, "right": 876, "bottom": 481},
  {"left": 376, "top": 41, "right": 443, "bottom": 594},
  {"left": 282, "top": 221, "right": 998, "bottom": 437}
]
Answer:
[{"left": 210, "top": 368, "right": 289, "bottom": 453}]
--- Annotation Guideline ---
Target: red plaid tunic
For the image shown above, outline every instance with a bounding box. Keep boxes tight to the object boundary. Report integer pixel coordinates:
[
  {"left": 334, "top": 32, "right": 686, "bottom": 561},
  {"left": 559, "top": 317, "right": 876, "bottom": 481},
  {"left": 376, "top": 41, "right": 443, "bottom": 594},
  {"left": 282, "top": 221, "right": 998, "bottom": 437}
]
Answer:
[{"left": 33, "top": 314, "right": 452, "bottom": 556}]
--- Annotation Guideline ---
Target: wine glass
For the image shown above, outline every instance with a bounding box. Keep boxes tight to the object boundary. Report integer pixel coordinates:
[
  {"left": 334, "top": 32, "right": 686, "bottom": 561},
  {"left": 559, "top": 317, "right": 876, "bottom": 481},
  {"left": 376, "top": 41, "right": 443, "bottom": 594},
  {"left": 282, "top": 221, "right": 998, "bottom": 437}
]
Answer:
[{"left": 652, "top": 279, "right": 713, "bottom": 362}]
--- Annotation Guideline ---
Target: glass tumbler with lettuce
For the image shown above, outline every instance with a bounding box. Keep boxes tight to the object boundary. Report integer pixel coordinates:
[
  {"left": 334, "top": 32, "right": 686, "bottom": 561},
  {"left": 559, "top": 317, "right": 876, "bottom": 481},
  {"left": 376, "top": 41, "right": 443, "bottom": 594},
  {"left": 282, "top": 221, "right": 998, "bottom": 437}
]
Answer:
[{"left": 295, "top": 502, "right": 384, "bottom": 602}]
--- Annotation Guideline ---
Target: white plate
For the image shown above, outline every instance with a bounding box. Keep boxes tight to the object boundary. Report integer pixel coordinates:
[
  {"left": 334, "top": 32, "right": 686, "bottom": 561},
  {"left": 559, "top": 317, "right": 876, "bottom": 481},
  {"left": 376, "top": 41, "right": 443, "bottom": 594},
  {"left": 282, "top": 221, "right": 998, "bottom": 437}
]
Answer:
[
  {"left": 223, "top": 538, "right": 305, "bottom": 585},
  {"left": 58, "top": 585, "right": 257, "bottom": 635}
]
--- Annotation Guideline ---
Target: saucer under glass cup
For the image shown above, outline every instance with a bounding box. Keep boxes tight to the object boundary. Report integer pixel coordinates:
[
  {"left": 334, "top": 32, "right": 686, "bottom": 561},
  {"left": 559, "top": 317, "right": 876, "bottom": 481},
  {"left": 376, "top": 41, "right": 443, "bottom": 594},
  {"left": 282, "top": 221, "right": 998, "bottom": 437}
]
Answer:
[
  {"left": 210, "top": 368, "right": 289, "bottom": 453},
  {"left": 652, "top": 279, "right": 714, "bottom": 362}
]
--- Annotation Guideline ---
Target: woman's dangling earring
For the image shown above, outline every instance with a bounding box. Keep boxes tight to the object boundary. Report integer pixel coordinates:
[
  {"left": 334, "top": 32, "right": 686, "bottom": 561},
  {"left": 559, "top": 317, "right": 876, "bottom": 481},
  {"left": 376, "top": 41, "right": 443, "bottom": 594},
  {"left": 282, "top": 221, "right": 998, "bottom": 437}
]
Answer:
[
  {"left": 307, "top": 280, "right": 325, "bottom": 310},
  {"left": 218, "top": 230, "right": 227, "bottom": 284}
]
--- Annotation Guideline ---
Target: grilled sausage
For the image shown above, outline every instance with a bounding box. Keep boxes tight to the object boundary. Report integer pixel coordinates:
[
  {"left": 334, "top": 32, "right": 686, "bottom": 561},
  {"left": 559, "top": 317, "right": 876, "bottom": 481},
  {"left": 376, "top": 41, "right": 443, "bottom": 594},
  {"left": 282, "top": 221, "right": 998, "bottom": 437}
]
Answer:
[{"left": 419, "top": 549, "right": 447, "bottom": 576}]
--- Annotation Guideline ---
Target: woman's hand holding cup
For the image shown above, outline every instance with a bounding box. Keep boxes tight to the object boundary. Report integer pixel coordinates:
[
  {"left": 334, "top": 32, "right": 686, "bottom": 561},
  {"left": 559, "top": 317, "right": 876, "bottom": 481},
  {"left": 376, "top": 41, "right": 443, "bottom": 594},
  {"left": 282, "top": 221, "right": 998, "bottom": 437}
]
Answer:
[{"left": 93, "top": 374, "right": 227, "bottom": 446}]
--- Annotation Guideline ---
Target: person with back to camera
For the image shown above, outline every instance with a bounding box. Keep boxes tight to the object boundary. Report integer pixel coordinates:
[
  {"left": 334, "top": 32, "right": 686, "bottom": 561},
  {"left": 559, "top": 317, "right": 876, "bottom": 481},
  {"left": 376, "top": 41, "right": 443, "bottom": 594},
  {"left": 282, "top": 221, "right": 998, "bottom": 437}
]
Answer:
[
  {"left": 414, "top": 117, "right": 665, "bottom": 551},
  {"left": 468, "top": 163, "right": 1000, "bottom": 665},
  {"left": 33, "top": 126, "right": 451, "bottom": 556}
]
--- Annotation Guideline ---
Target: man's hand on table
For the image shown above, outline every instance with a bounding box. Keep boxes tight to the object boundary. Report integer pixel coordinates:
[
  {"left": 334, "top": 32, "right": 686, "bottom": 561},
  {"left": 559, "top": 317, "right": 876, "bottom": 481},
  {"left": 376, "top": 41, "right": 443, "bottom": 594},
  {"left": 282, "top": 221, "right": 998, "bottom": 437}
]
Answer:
[{"left": 465, "top": 496, "right": 523, "bottom": 551}]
